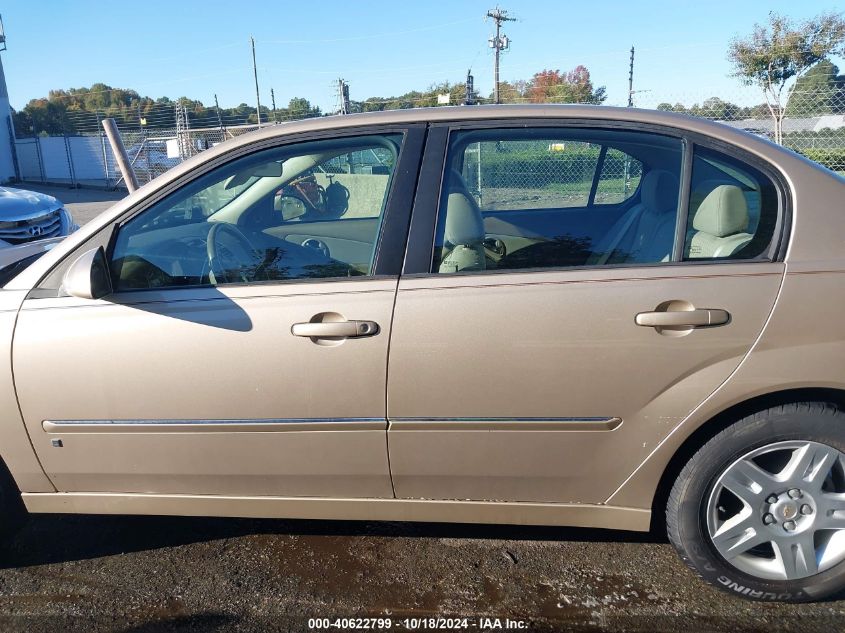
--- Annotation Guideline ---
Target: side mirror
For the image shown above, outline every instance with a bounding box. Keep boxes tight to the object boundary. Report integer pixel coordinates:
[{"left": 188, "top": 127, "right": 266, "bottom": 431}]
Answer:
[{"left": 61, "top": 247, "right": 113, "bottom": 300}]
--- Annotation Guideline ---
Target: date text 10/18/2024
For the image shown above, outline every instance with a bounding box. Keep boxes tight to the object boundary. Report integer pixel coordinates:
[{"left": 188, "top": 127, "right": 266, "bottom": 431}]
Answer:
[{"left": 308, "top": 617, "right": 529, "bottom": 630}]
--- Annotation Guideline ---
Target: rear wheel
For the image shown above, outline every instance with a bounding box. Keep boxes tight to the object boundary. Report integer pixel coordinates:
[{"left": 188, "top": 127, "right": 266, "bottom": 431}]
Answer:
[{"left": 667, "top": 403, "right": 845, "bottom": 602}]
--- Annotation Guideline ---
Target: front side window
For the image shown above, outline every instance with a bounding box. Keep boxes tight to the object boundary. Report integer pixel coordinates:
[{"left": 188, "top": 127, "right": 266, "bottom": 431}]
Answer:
[
  {"left": 432, "top": 128, "right": 683, "bottom": 274},
  {"left": 110, "top": 134, "right": 401, "bottom": 291}
]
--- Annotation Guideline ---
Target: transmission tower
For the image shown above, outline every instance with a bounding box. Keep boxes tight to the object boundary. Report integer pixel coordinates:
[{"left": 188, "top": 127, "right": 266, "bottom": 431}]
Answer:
[
  {"left": 175, "top": 102, "right": 191, "bottom": 159},
  {"left": 336, "top": 78, "right": 351, "bottom": 115}
]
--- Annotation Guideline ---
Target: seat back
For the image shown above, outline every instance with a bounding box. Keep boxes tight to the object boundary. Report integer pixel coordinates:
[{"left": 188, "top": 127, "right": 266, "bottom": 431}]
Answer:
[
  {"left": 589, "top": 169, "right": 679, "bottom": 265},
  {"left": 439, "top": 170, "right": 486, "bottom": 273},
  {"left": 688, "top": 185, "right": 753, "bottom": 259}
]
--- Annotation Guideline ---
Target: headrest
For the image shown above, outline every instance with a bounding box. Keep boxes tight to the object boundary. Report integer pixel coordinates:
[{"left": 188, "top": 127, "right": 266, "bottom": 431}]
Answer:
[
  {"left": 641, "top": 170, "right": 679, "bottom": 213},
  {"left": 443, "top": 170, "right": 484, "bottom": 246},
  {"left": 692, "top": 185, "right": 749, "bottom": 237}
]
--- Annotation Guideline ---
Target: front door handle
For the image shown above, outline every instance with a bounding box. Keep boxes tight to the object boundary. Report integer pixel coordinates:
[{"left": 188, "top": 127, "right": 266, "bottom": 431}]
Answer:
[
  {"left": 291, "top": 320, "right": 379, "bottom": 338},
  {"left": 635, "top": 309, "right": 730, "bottom": 328}
]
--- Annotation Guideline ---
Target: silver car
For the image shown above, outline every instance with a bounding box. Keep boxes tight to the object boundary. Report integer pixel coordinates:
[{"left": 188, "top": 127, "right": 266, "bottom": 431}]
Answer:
[{"left": 0, "top": 186, "right": 77, "bottom": 244}]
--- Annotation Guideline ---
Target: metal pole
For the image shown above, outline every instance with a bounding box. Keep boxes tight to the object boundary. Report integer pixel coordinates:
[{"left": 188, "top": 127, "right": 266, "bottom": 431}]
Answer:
[
  {"left": 101, "top": 118, "right": 139, "bottom": 192},
  {"left": 214, "top": 93, "right": 224, "bottom": 131},
  {"left": 270, "top": 88, "right": 277, "bottom": 122},
  {"left": 487, "top": 8, "right": 514, "bottom": 104},
  {"left": 251, "top": 36, "right": 262, "bottom": 126},
  {"left": 627, "top": 46, "right": 635, "bottom": 108},
  {"left": 493, "top": 18, "right": 500, "bottom": 104}
]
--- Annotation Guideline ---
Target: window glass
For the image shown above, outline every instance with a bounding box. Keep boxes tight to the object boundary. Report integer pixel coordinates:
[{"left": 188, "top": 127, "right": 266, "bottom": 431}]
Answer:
[
  {"left": 432, "top": 129, "right": 683, "bottom": 274},
  {"left": 684, "top": 147, "right": 778, "bottom": 261},
  {"left": 595, "top": 148, "right": 642, "bottom": 205},
  {"left": 462, "top": 139, "right": 599, "bottom": 211},
  {"left": 110, "top": 134, "right": 401, "bottom": 291}
]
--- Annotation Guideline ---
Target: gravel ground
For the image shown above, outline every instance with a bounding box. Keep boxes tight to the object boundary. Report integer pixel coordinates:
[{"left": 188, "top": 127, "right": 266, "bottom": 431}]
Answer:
[
  {"left": 3, "top": 184, "right": 845, "bottom": 632},
  {"left": 0, "top": 514, "right": 843, "bottom": 633}
]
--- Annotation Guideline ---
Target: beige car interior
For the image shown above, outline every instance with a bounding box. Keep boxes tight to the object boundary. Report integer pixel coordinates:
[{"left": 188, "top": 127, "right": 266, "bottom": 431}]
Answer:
[
  {"left": 587, "top": 169, "right": 679, "bottom": 265},
  {"left": 211, "top": 151, "right": 339, "bottom": 224},
  {"left": 438, "top": 169, "right": 487, "bottom": 273},
  {"left": 686, "top": 184, "right": 752, "bottom": 258}
]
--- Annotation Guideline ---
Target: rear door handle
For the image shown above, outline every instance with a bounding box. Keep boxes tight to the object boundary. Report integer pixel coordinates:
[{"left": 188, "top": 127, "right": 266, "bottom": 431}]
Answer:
[
  {"left": 635, "top": 309, "right": 730, "bottom": 328},
  {"left": 291, "top": 320, "right": 379, "bottom": 338}
]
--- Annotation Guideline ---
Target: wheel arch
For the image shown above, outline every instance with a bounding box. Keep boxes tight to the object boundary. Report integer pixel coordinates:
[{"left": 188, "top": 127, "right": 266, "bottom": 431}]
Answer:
[{"left": 650, "top": 387, "right": 845, "bottom": 535}]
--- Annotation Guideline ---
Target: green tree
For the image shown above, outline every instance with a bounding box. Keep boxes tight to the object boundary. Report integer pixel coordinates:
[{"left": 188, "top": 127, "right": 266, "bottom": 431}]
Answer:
[
  {"left": 286, "top": 97, "right": 321, "bottom": 120},
  {"left": 785, "top": 59, "right": 842, "bottom": 116},
  {"left": 728, "top": 10, "right": 845, "bottom": 143}
]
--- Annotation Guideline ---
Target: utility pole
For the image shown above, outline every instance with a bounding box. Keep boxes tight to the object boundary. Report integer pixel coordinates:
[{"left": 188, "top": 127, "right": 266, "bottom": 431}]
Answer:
[
  {"left": 251, "top": 36, "right": 261, "bottom": 126},
  {"left": 337, "top": 78, "right": 350, "bottom": 115},
  {"left": 487, "top": 7, "right": 515, "bottom": 104},
  {"left": 465, "top": 69, "right": 475, "bottom": 105},
  {"left": 627, "top": 45, "right": 635, "bottom": 107},
  {"left": 270, "top": 88, "right": 277, "bottom": 122}
]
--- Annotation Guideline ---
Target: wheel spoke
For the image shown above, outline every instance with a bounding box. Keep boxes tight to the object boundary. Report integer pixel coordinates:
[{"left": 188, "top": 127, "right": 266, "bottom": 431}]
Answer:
[
  {"left": 719, "top": 459, "right": 774, "bottom": 506},
  {"left": 781, "top": 443, "right": 840, "bottom": 491},
  {"left": 711, "top": 510, "right": 766, "bottom": 558},
  {"left": 774, "top": 534, "right": 818, "bottom": 579},
  {"left": 818, "top": 492, "right": 845, "bottom": 529}
]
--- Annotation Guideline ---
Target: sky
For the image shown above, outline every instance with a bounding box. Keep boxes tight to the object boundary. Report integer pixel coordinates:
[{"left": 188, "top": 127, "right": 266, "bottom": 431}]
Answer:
[{"left": 1, "top": 0, "right": 843, "bottom": 114}]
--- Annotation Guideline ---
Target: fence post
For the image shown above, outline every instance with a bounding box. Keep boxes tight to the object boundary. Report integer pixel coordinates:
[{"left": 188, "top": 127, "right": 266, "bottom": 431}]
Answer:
[
  {"left": 34, "top": 136, "right": 45, "bottom": 183},
  {"left": 6, "top": 116, "right": 19, "bottom": 181},
  {"left": 101, "top": 118, "right": 139, "bottom": 192},
  {"left": 63, "top": 135, "right": 76, "bottom": 188}
]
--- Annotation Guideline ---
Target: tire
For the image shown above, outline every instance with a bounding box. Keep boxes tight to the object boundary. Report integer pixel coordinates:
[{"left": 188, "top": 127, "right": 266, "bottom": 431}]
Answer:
[{"left": 667, "top": 402, "right": 845, "bottom": 602}]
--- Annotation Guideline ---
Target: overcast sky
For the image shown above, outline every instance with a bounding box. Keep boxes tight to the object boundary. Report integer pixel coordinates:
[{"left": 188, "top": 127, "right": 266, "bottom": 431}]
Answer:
[{"left": 2, "top": 0, "right": 843, "bottom": 112}]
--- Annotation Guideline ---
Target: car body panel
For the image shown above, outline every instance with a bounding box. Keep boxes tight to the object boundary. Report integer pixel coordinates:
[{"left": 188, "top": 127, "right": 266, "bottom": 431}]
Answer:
[
  {"left": 387, "top": 262, "right": 783, "bottom": 503},
  {"left": 0, "top": 105, "right": 841, "bottom": 533},
  {"left": 0, "top": 187, "right": 77, "bottom": 245},
  {"left": 13, "top": 279, "right": 397, "bottom": 496}
]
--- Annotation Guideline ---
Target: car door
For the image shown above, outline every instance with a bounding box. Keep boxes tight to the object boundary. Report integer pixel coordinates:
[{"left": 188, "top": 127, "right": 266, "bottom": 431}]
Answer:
[
  {"left": 386, "top": 122, "right": 786, "bottom": 504},
  {"left": 12, "top": 127, "right": 423, "bottom": 497}
]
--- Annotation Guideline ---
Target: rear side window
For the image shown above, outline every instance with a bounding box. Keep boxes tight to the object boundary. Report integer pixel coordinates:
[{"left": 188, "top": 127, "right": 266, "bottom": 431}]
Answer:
[
  {"left": 432, "top": 128, "right": 683, "bottom": 274},
  {"left": 461, "top": 139, "right": 600, "bottom": 211},
  {"left": 684, "top": 147, "right": 779, "bottom": 261}
]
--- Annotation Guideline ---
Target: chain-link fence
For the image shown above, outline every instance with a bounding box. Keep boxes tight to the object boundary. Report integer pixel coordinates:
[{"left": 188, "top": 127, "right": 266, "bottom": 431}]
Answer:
[
  {"left": 462, "top": 139, "right": 643, "bottom": 212},
  {"left": 11, "top": 86, "right": 845, "bottom": 190},
  {"left": 632, "top": 88, "right": 845, "bottom": 173},
  {"left": 12, "top": 122, "right": 260, "bottom": 188}
]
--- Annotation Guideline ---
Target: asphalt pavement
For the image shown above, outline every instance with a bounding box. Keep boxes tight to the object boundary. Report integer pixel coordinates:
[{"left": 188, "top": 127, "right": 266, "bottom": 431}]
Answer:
[
  {"left": 19, "top": 183, "right": 126, "bottom": 226},
  {"left": 3, "top": 184, "right": 845, "bottom": 632}
]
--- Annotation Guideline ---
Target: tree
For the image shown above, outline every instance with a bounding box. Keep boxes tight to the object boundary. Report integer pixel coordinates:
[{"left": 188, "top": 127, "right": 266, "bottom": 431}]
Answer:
[
  {"left": 524, "top": 66, "right": 606, "bottom": 104},
  {"left": 785, "top": 59, "right": 842, "bottom": 116},
  {"left": 728, "top": 11, "right": 845, "bottom": 144},
  {"left": 286, "top": 97, "right": 321, "bottom": 120}
]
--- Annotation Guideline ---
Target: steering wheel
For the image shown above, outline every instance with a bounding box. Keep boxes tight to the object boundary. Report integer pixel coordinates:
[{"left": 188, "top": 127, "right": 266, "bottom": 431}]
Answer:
[{"left": 206, "top": 222, "right": 259, "bottom": 285}]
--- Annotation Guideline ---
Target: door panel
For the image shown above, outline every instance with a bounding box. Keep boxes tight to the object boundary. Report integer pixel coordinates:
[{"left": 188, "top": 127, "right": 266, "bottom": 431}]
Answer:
[
  {"left": 14, "top": 279, "right": 397, "bottom": 496},
  {"left": 386, "top": 263, "right": 783, "bottom": 503}
]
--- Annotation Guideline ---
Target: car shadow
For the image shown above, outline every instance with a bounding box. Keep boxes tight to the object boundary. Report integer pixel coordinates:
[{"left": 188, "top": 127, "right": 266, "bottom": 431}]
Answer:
[
  {"left": 0, "top": 513, "right": 663, "bottom": 570},
  {"left": 108, "top": 289, "right": 253, "bottom": 332}
]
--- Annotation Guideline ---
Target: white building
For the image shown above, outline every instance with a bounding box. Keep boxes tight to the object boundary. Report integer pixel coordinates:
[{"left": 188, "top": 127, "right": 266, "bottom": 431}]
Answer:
[{"left": 0, "top": 54, "right": 15, "bottom": 182}]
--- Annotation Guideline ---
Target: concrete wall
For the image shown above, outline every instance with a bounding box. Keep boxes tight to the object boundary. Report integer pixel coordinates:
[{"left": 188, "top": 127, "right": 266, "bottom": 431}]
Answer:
[{"left": 0, "top": 56, "right": 16, "bottom": 182}]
